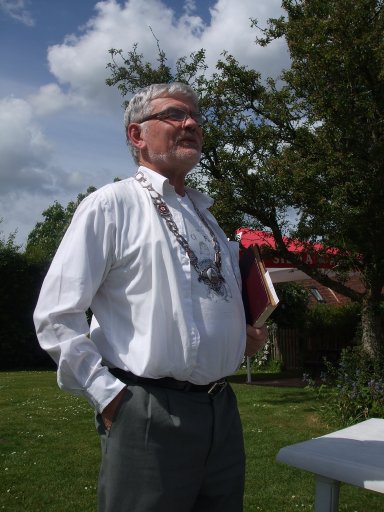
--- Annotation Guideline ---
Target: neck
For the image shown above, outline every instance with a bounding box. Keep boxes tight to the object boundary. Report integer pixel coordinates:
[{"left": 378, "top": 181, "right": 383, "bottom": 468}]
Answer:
[
  {"left": 140, "top": 161, "right": 187, "bottom": 196},
  {"left": 168, "top": 175, "right": 186, "bottom": 196}
]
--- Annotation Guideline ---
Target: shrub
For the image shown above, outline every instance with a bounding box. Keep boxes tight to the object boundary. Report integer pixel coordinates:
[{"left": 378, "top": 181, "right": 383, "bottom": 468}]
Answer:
[
  {"left": 0, "top": 235, "right": 52, "bottom": 370},
  {"left": 245, "top": 325, "right": 284, "bottom": 374},
  {"left": 306, "top": 302, "right": 361, "bottom": 334},
  {"left": 304, "top": 345, "right": 384, "bottom": 428},
  {"left": 272, "top": 282, "right": 310, "bottom": 328}
]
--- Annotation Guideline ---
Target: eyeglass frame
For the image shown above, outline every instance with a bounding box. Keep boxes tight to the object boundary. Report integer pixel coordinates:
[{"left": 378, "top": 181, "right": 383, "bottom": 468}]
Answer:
[{"left": 138, "top": 107, "right": 204, "bottom": 127}]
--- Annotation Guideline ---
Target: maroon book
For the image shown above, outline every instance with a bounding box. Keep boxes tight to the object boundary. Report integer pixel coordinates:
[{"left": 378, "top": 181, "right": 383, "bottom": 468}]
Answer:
[{"left": 239, "top": 245, "right": 279, "bottom": 327}]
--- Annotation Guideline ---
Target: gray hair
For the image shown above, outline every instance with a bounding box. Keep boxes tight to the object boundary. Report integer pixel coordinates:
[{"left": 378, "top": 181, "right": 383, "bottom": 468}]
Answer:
[{"left": 124, "top": 82, "right": 200, "bottom": 164}]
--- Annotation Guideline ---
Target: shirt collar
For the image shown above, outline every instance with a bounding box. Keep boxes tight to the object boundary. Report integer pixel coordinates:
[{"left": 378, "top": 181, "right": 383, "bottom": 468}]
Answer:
[
  {"left": 185, "top": 187, "right": 213, "bottom": 210},
  {"left": 138, "top": 166, "right": 213, "bottom": 210},
  {"left": 138, "top": 166, "right": 169, "bottom": 196}
]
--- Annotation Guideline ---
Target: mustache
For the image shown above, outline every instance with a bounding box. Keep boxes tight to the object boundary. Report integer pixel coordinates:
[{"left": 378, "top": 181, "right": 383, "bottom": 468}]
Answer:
[{"left": 176, "top": 132, "right": 201, "bottom": 144}]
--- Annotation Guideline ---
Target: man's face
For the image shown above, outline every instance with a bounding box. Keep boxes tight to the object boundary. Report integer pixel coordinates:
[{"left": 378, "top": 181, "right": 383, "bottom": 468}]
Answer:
[{"left": 138, "top": 95, "right": 203, "bottom": 175}]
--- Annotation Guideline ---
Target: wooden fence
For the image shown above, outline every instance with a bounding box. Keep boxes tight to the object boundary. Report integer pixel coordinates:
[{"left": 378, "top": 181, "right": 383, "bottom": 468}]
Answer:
[{"left": 269, "top": 326, "right": 356, "bottom": 370}]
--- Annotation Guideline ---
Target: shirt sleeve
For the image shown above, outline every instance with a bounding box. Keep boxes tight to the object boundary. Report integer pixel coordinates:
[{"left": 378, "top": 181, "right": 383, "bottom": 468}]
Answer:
[{"left": 33, "top": 191, "right": 126, "bottom": 413}]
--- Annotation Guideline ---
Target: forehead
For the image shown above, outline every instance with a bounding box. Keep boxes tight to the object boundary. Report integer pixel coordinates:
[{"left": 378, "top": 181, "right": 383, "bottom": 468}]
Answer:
[{"left": 149, "top": 95, "right": 198, "bottom": 112}]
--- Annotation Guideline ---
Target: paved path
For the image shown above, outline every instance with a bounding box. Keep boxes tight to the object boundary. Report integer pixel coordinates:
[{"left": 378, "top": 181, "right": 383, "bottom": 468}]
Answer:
[{"left": 247, "top": 377, "right": 306, "bottom": 387}]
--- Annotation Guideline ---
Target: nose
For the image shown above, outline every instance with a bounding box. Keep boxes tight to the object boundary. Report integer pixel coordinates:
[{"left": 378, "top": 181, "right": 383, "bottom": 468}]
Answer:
[{"left": 182, "top": 114, "right": 201, "bottom": 130}]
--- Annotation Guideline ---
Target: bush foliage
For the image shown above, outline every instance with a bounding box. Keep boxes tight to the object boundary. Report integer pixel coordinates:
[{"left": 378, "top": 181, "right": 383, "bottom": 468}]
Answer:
[
  {"left": 306, "top": 302, "right": 361, "bottom": 333},
  {"left": 0, "top": 229, "right": 52, "bottom": 370},
  {"left": 304, "top": 345, "right": 384, "bottom": 428}
]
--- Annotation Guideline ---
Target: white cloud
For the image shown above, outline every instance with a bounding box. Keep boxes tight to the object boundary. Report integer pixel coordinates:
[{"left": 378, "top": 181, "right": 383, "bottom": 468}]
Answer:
[
  {"left": 45, "top": 0, "right": 175, "bottom": 107},
  {"left": 0, "top": 0, "right": 34, "bottom": 26},
  {"left": 202, "top": 0, "right": 288, "bottom": 73},
  {"left": 28, "top": 83, "right": 87, "bottom": 117},
  {"left": 44, "top": 0, "right": 288, "bottom": 113},
  {"left": 0, "top": 96, "right": 103, "bottom": 197},
  {"left": 0, "top": 97, "right": 53, "bottom": 194}
]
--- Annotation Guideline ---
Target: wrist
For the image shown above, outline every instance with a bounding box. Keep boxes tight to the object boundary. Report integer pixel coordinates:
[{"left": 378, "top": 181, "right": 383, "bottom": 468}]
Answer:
[{"left": 101, "top": 387, "right": 127, "bottom": 430}]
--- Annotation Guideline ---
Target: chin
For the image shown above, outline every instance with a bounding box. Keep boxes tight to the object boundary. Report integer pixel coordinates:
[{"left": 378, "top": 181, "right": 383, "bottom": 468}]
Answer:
[{"left": 178, "top": 148, "right": 201, "bottom": 163}]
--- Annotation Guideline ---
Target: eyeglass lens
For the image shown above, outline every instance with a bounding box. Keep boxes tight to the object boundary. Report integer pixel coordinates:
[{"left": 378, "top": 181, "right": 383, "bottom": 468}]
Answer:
[
  {"left": 142, "top": 107, "right": 203, "bottom": 125},
  {"left": 166, "top": 108, "right": 203, "bottom": 125}
]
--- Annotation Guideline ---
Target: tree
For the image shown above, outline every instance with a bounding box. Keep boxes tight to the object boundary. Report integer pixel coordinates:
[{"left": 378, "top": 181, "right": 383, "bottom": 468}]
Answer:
[
  {"left": 25, "top": 187, "right": 96, "bottom": 264},
  {"left": 105, "top": 0, "right": 384, "bottom": 357},
  {"left": 260, "top": 0, "right": 384, "bottom": 358},
  {"left": 0, "top": 222, "right": 21, "bottom": 265}
]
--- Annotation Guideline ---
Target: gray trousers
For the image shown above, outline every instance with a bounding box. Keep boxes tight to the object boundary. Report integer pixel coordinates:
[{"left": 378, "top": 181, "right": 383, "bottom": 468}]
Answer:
[{"left": 95, "top": 382, "right": 245, "bottom": 512}]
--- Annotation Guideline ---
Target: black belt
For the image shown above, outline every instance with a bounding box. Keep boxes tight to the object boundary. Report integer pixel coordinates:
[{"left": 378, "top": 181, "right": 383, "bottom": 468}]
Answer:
[{"left": 109, "top": 368, "right": 228, "bottom": 397}]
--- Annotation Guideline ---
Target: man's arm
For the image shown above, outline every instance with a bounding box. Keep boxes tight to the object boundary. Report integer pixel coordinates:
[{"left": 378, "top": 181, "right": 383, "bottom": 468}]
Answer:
[{"left": 34, "top": 192, "right": 125, "bottom": 413}]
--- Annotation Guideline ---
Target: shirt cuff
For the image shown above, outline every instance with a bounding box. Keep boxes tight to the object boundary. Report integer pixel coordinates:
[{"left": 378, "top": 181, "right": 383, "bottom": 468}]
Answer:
[{"left": 84, "top": 368, "right": 127, "bottom": 413}]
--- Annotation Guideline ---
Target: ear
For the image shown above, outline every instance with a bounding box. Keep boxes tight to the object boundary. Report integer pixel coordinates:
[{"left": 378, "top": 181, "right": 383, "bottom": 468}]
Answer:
[{"left": 127, "top": 123, "right": 145, "bottom": 149}]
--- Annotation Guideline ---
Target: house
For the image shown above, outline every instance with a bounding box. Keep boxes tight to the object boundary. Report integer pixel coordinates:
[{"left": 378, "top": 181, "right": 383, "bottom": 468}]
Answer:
[{"left": 236, "top": 228, "right": 364, "bottom": 370}]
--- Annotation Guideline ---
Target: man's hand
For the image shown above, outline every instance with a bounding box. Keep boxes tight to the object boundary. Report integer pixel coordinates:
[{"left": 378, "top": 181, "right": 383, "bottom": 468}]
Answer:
[
  {"left": 101, "top": 387, "right": 127, "bottom": 431},
  {"left": 245, "top": 324, "right": 268, "bottom": 357}
]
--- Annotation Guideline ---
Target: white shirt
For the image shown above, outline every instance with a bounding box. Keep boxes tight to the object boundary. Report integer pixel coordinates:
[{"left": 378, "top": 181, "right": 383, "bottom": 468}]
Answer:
[{"left": 34, "top": 167, "right": 246, "bottom": 412}]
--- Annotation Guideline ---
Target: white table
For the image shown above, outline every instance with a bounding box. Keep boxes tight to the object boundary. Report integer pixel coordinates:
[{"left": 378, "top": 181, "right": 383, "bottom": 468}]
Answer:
[{"left": 276, "top": 418, "right": 384, "bottom": 511}]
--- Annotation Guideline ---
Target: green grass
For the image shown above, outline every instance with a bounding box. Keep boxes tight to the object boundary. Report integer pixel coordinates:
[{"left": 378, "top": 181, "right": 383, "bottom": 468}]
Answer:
[{"left": 1, "top": 371, "right": 384, "bottom": 511}]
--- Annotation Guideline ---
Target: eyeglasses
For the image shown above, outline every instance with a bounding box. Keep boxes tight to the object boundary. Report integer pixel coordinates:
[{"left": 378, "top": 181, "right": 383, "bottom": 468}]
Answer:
[{"left": 139, "top": 107, "right": 204, "bottom": 127}]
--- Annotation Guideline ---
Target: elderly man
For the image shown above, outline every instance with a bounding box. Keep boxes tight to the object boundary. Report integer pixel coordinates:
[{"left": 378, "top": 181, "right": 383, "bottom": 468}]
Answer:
[{"left": 34, "top": 82, "right": 266, "bottom": 512}]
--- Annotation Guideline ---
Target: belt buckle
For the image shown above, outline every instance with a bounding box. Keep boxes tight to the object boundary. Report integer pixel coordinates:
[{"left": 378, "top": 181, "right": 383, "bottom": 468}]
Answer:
[{"left": 208, "top": 380, "right": 227, "bottom": 397}]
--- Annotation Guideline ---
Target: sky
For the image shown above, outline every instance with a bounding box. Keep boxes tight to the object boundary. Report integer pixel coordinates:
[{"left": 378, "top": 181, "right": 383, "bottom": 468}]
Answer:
[{"left": 0, "top": 0, "right": 289, "bottom": 246}]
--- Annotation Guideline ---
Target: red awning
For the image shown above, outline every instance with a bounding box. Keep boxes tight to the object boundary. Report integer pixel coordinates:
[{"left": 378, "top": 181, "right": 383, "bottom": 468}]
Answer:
[{"left": 236, "top": 228, "right": 337, "bottom": 283}]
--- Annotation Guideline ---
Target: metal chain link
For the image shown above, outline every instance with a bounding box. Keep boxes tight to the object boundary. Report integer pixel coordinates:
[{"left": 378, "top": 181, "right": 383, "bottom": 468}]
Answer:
[{"left": 135, "top": 171, "right": 225, "bottom": 289}]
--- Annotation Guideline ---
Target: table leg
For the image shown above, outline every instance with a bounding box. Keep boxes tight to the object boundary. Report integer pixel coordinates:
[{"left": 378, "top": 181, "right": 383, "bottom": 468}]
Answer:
[{"left": 314, "top": 475, "right": 340, "bottom": 512}]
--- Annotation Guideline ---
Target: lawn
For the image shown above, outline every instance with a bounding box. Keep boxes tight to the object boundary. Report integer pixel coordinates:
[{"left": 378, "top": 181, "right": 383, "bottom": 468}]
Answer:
[{"left": 1, "top": 371, "right": 384, "bottom": 511}]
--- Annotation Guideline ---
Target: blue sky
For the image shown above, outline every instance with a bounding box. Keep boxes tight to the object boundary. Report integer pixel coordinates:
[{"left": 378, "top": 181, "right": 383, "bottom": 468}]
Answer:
[{"left": 0, "top": 0, "right": 288, "bottom": 245}]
